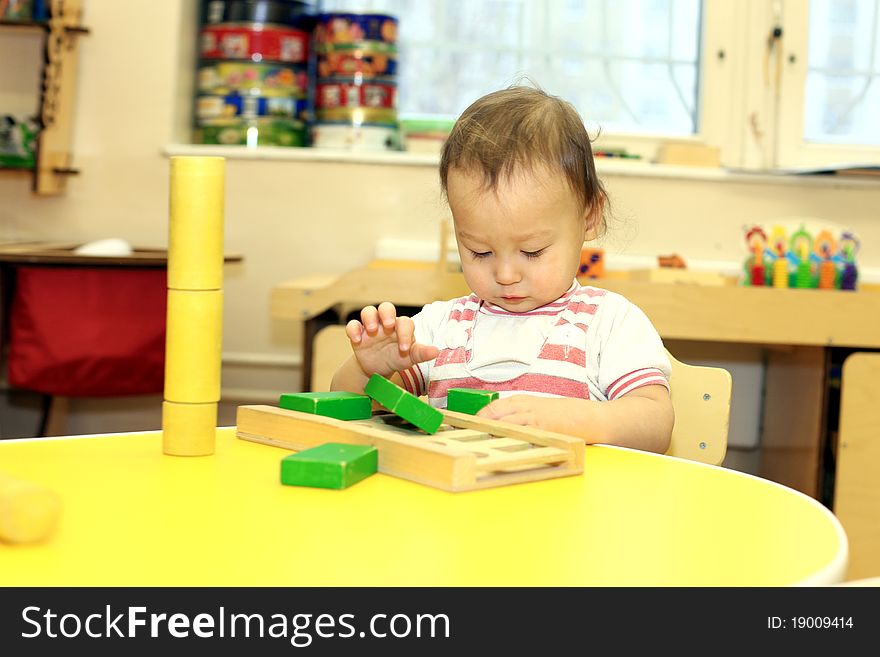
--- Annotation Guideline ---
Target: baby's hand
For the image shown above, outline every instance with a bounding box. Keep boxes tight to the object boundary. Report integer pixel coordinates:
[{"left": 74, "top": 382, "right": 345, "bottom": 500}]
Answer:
[
  {"left": 477, "top": 395, "right": 558, "bottom": 429},
  {"left": 346, "top": 302, "right": 439, "bottom": 378}
]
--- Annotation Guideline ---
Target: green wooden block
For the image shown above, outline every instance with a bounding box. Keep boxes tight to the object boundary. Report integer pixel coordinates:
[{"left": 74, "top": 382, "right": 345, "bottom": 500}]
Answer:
[
  {"left": 364, "top": 374, "right": 443, "bottom": 434},
  {"left": 279, "top": 391, "right": 372, "bottom": 420},
  {"left": 447, "top": 388, "right": 498, "bottom": 415},
  {"left": 280, "top": 443, "right": 378, "bottom": 489}
]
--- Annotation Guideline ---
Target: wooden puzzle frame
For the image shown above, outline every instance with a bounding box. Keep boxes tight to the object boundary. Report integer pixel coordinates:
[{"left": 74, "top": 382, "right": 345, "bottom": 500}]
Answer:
[{"left": 236, "top": 405, "right": 584, "bottom": 492}]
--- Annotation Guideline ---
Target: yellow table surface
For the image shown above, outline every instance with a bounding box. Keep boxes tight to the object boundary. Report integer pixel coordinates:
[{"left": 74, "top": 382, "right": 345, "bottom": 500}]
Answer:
[{"left": 0, "top": 428, "right": 847, "bottom": 586}]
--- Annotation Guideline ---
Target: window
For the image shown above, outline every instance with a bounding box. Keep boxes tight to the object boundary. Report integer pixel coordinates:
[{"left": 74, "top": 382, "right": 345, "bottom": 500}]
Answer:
[
  {"left": 773, "top": 0, "right": 880, "bottom": 168},
  {"left": 317, "top": 0, "right": 704, "bottom": 139},
  {"left": 311, "top": 0, "right": 880, "bottom": 170},
  {"left": 804, "top": 0, "right": 880, "bottom": 146}
]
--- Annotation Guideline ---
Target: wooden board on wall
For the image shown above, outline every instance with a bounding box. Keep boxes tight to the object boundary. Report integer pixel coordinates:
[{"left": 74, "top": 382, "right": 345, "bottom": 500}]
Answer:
[{"left": 35, "top": 0, "right": 85, "bottom": 195}]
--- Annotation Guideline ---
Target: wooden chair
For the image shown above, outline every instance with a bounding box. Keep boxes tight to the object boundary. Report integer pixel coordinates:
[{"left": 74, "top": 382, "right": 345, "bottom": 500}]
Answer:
[
  {"left": 665, "top": 350, "right": 731, "bottom": 466},
  {"left": 309, "top": 326, "right": 732, "bottom": 465}
]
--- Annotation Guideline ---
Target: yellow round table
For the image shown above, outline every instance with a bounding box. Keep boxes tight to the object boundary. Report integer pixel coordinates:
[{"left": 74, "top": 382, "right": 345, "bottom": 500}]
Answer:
[{"left": 0, "top": 428, "right": 847, "bottom": 586}]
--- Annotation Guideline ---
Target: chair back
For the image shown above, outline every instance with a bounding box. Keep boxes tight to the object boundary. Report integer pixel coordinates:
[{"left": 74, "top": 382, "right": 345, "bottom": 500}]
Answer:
[{"left": 665, "top": 350, "right": 732, "bottom": 465}]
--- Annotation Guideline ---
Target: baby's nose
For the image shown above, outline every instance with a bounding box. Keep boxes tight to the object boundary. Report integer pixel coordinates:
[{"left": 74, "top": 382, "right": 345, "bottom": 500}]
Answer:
[{"left": 494, "top": 259, "right": 521, "bottom": 285}]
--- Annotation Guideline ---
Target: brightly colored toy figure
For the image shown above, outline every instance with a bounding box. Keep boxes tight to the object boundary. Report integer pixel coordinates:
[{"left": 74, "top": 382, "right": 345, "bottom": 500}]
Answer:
[
  {"left": 814, "top": 230, "right": 838, "bottom": 290},
  {"left": 744, "top": 225, "right": 768, "bottom": 286},
  {"left": 790, "top": 225, "right": 815, "bottom": 289},
  {"left": 769, "top": 225, "right": 790, "bottom": 288},
  {"left": 839, "top": 231, "right": 860, "bottom": 291}
]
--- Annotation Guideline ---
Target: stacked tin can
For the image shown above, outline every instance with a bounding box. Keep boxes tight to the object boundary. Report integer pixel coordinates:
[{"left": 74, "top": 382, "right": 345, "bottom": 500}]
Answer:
[
  {"left": 194, "top": 0, "right": 313, "bottom": 147},
  {"left": 311, "top": 12, "right": 400, "bottom": 150}
]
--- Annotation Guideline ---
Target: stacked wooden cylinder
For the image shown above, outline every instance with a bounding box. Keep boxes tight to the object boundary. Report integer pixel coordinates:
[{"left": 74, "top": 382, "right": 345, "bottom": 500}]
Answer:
[
  {"left": 311, "top": 12, "right": 400, "bottom": 150},
  {"left": 163, "top": 156, "right": 225, "bottom": 456},
  {"left": 194, "top": 0, "right": 313, "bottom": 147}
]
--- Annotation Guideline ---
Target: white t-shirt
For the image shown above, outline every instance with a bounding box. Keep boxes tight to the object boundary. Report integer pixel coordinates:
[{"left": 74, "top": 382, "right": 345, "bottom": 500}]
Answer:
[{"left": 399, "top": 281, "right": 670, "bottom": 407}]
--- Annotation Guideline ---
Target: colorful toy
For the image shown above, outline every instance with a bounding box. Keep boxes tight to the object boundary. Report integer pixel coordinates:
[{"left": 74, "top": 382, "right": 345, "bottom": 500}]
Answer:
[
  {"left": 814, "top": 230, "right": 837, "bottom": 290},
  {"left": 839, "top": 231, "right": 860, "bottom": 291},
  {"left": 279, "top": 391, "right": 372, "bottom": 420},
  {"left": 577, "top": 247, "right": 604, "bottom": 279},
  {"left": 769, "top": 225, "right": 790, "bottom": 288},
  {"left": 280, "top": 443, "right": 378, "bottom": 489},
  {"left": 364, "top": 373, "right": 443, "bottom": 434},
  {"left": 744, "top": 225, "right": 767, "bottom": 286},
  {"left": 790, "top": 226, "right": 815, "bottom": 289},
  {"left": 447, "top": 388, "right": 498, "bottom": 415},
  {"left": 743, "top": 223, "right": 859, "bottom": 291}
]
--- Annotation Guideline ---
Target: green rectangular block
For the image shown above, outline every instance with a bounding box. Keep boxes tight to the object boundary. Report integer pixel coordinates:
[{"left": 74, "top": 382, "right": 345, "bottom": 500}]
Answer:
[
  {"left": 279, "top": 391, "right": 372, "bottom": 420},
  {"left": 280, "top": 443, "right": 378, "bottom": 489},
  {"left": 364, "top": 374, "right": 443, "bottom": 434},
  {"left": 447, "top": 388, "right": 498, "bottom": 415}
]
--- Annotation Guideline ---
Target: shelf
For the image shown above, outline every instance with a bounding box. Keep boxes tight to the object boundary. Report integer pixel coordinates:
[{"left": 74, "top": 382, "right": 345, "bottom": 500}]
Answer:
[
  {"left": 0, "top": 20, "right": 88, "bottom": 32},
  {"left": 0, "top": 20, "right": 47, "bottom": 30},
  {"left": 1, "top": 1, "right": 88, "bottom": 195}
]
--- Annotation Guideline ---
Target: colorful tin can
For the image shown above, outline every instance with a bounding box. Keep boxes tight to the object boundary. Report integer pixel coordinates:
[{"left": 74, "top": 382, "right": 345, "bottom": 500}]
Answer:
[
  {"left": 198, "top": 61, "right": 308, "bottom": 98},
  {"left": 313, "top": 13, "right": 398, "bottom": 48},
  {"left": 195, "top": 117, "right": 308, "bottom": 147},
  {"left": 311, "top": 123, "right": 399, "bottom": 151},
  {"left": 316, "top": 81, "right": 396, "bottom": 110},
  {"left": 315, "top": 107, "right": 398, "bottom": 126},
  {"left": 196, "top": 94, "right": 308, "bottom": 120},
  {"left": 200, "top": 25, "right": 310, "bottom": 63},
  {"left": 316, "top": 48, "right": 397, "bottom": 78},
  {"left": 203, "top": 0, "right": 313, "bottom": 28}
]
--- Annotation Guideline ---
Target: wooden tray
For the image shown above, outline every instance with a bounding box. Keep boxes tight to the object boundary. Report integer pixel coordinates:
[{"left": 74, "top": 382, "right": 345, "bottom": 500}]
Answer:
[{"left": 236, "top": 405, "right": 584, "bottom": 492}]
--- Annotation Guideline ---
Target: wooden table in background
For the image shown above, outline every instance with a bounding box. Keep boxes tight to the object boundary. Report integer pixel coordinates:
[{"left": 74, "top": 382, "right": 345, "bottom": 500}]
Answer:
[{"left": 0, "top": 242, "right": 243, "bottom": 435}]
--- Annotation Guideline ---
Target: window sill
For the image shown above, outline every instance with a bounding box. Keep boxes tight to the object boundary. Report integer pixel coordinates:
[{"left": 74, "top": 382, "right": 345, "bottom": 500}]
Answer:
[
  {"left": 162, "top": 144, "right": 440, "bottom": 167},
  {"left": 162, "top": 144, "right": 880, "bottom": 189}
]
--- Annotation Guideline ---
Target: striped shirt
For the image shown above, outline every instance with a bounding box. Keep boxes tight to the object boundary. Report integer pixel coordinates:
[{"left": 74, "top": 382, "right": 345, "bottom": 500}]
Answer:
[{"left": 399, "top": 280, "right": 670, "bottom": 407}]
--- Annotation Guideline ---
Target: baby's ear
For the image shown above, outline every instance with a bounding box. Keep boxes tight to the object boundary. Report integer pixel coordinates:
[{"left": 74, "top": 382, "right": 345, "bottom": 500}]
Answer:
[{"left": 582, "top": 199, "right": 604, "bottom": 241}]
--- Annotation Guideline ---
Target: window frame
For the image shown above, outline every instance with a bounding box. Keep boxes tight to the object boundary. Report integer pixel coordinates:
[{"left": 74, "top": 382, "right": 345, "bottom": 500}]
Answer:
[{"left": 775, "top": 0, "right": 880, "bottom": 169}]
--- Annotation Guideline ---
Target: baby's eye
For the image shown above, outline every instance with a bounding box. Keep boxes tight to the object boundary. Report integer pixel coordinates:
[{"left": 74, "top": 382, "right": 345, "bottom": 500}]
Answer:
[
  {"left": 522, "top": 248, "right": 546, "bottom": 259},
  {"left": 469, "top": 250, "right": 491, "bottom": 259}
]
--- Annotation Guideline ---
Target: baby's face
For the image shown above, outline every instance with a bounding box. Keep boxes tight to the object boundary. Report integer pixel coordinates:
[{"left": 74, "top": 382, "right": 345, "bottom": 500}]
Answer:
[{"left": 447, "top": 165, "right": 588, "bottom": 312}]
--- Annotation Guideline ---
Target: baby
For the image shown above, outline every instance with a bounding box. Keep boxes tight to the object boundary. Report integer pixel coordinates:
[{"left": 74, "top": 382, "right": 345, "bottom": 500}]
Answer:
[{"left": 332, "top": 85, "right": 673, "bottom": 453}]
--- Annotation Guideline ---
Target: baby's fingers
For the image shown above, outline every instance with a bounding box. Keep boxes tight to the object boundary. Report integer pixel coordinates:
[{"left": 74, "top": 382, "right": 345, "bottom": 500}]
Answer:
[
  {"left": 360, "top": 305, "right": 380, "bottom": 333},
  {"left": 345, "top": 319, "right": 366, "bottom": 345},
  {"left": 377, "top": 302, "right": 398, "bottom": 331},
  {"left": 477, "top": 397, "right": 518, "bottom": 420},
  {"left": 409, "top": 342, "right": 439, "bottom": 364},
  {"left": 395, "top": 315, "right": 415, "bottom": 353}
]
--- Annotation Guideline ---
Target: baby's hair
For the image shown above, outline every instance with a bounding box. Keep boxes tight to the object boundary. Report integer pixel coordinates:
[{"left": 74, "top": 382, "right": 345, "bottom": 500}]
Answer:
[{"left": 440, "top": 84, "right": 608, "bottom": 236}]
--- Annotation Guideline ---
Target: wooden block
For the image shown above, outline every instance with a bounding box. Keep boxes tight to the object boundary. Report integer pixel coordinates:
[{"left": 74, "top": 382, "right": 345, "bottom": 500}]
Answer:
[
  {"left": 168, "top": 156, "right": 225, "bottom": 291},
  {"left": 364, "top": 374, "right": 443, "bottom": 434},
  {"left": 164, "top": 289, "right": 223, "bottom": 403},
  {"left": 657, "top": 143, "right": 721, "bottom": 167},
  {"left": 447, "top": 388, "right": 498, "bottom": 415},
  {"left": 162, "top": 400, "right": 217, "bottom": 456},
  {"left": 577, "top": 247, "right": 605, "bottom": 279},
  {"left": 281, "top": 443, "right": 378, "bottom": 489},
  {"left": 0, "top": 472, "right": 62, "bottom": 544},
  {"left": 279, "top": 391, "right": 372, "bottom": 420},
  {"left": 628, "top": 268, "right": 728, "bottom": 286}
]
